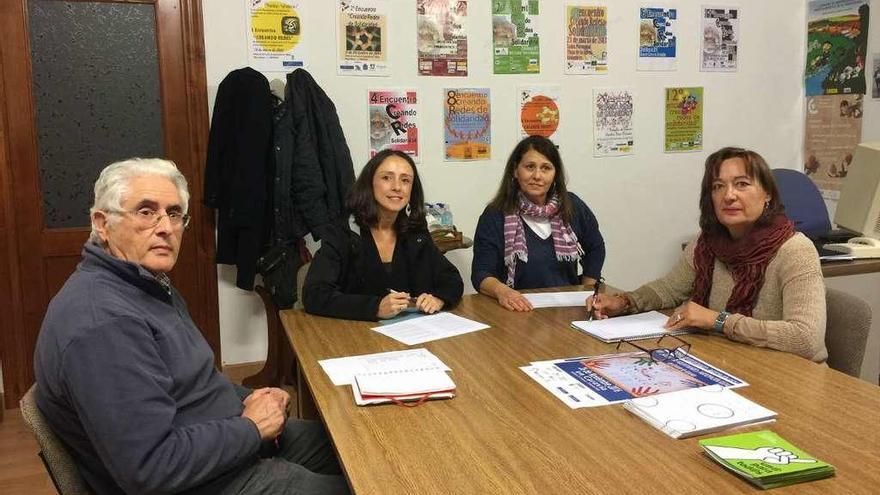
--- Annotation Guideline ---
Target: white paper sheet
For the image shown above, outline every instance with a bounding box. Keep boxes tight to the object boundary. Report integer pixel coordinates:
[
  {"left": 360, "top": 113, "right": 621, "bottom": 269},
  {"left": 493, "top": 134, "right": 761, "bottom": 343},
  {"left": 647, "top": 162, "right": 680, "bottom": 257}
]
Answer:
[
  {"left": 372, "top": 312, "right": 489, "bottom": 345},
  {"left": 318, "top": 348, "right": 449, "bottom": 386},
  {"left": 523, "top": 291, "right": 594, "bottom": 308}
]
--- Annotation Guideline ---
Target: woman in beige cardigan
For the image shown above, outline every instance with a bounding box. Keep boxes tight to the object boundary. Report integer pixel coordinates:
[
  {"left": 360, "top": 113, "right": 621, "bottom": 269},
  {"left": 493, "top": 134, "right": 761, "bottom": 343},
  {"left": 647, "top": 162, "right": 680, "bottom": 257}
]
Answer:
[{"left": 589, "top": 147, "right": 827, "bottom": 362}]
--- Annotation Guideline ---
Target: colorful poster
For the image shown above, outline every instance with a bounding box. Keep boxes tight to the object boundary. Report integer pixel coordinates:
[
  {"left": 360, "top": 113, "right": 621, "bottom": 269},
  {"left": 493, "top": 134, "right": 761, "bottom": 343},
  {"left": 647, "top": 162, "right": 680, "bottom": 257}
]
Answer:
[
  {"left": 700, "top": 6, "right": 739, "bottom": 72},
  {"left": 492, "top": 0, "right": 540, "bottom": 74},
  {"left": 805, "top": 0, "right": 869, "bottom": 96},
  {"left": 521, "top": 351, "right": 746, "bottom": 409},
  {"left": 872, "top": 53, "right": 880, "bottom": 99},
  {"left": 519, "top": 86, "right": 561, "bottom": 145},
  {"left": 417, "top": 0, "right": 468, "bottom": 76},
  {"left": 638, "top": 6, "right": 677, "bottom": 71},
  {"left": 368, "top": 90, "right": 420, "bottom": 162},
  {"left": 664, "top": 87, "right": 703, "bottom": 153},
  {"left": 565, "top": 5, "right": 608, "bottom": 75},
  {"left": 245, "top": 0, "right": 305, "bottom": 72},
  {"left": 593, "top": 88, "right": 634, "bottom": 157},
  {"left": 444, "top": 88, "right": 491, "bottom": 161},
  {"left": 337, "top": 0, "right": 389, "bottom": 76},
  {"left": 804, "top": 94, "right": 863, "bottom": 199}
]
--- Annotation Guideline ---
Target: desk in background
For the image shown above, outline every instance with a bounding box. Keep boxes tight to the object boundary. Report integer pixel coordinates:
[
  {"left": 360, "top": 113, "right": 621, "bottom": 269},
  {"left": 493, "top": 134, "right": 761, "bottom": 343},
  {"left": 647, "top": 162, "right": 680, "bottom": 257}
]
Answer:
[
  {"left": 281, "top": 292, "right": 880, "bottom": 494},
  {"left": 820, "top": 257, "right": 880, "bottom": 277}
]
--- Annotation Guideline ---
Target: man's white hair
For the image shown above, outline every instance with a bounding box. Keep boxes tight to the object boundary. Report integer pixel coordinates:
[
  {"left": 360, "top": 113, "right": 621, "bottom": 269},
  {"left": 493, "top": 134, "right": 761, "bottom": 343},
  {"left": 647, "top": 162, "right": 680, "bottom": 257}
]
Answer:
[{"left": 89, "top": 158, "right": 190, "bottom": 244}]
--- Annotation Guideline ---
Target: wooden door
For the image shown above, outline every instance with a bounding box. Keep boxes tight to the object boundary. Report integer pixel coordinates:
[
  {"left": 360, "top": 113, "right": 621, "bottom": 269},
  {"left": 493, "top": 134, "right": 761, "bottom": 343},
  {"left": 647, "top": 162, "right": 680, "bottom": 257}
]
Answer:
[{"left": 0, "top": 0, "right": 219, "bottom": 409}]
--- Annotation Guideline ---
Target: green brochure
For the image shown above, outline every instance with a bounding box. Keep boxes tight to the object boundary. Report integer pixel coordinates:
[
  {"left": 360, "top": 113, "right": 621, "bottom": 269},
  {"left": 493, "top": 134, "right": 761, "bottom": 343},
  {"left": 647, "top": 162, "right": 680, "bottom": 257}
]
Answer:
[{"left": 699, "top": 430, "right": 835, "bottom": 489}]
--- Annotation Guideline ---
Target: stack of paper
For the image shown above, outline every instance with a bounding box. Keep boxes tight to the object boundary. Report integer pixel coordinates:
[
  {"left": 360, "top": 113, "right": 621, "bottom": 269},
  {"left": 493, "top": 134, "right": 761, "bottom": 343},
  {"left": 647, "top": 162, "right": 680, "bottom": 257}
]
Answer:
[
  {"left": 571, "top": 311, "right": 692, "bottom": 343},
  {"left": 699, "top": 430, "right": 835, "bottom": 489},
  {"left": 623, "top": 385, "right": 777, "bottom": 439},
  {"left": 318, "top": 348, "right": 456, "bottom": 406},
  {"left": 352, "top": 369, "right": 456, "bottom": 406}
]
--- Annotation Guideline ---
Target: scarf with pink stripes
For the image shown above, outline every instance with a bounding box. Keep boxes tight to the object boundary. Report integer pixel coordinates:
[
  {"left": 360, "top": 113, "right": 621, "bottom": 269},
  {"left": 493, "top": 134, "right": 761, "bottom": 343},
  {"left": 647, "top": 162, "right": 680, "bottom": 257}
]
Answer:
[{"left": 503, "top": 193, "right": 584, "bottom": 287}]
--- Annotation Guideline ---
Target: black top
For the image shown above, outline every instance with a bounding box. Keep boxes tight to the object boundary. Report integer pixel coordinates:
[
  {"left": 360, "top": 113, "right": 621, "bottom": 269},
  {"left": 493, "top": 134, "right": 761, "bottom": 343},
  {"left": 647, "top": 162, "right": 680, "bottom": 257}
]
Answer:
[{"left": 303, "top": 223, "right": 464, "bottom": 321}]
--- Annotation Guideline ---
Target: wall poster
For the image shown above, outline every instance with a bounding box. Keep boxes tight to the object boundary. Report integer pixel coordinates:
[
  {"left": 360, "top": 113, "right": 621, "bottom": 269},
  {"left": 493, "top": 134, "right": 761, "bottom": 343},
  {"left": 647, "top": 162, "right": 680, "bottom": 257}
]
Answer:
[
  {"left": 519, "top": 86, "right": 561, "bottom": 146},
  {"left": 638, "top": 6, "right": 677, "bottom": 71},
  {"left": 565, "top": 5, "right": 608, "bottom": 75},
  {"left": 805, "top": 0, "right": 869, "bottom": 96},
  {"left": 664, "top": 87, "right": 703, "bottom": 153},
  {"left": 700, "top": 6, "right": 739, "bottom": 72},
  {"left": 593, "top": 87, "right": 634, "bottom": 157},
  {"left": 492, "top": 0, "right": 540, "bottom": 74},
  {"left": 245, "top": 0, "right": 305, "bottom": 73},
  {"left": 337, "top": 0, "right": 390, "bottom": 76},
  {"left": 444, "top": 88, "right": 491, "bottom": 161},
  {"left": 369, "top": 90, "right": 420, "bottom": 162},
  {"left": 417, "top": 0, "right": 469, "bottom": 76},
  {"left": 803, "top": 94, "right": 863, "bottom": 199}
]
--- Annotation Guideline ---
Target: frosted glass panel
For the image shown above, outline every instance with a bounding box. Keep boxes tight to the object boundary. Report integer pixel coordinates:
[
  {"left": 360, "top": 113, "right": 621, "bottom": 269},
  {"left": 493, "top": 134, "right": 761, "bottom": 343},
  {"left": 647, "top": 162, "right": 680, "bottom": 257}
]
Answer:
[{"left": 29, "top": 0, "right": 164, "bottom": 228}]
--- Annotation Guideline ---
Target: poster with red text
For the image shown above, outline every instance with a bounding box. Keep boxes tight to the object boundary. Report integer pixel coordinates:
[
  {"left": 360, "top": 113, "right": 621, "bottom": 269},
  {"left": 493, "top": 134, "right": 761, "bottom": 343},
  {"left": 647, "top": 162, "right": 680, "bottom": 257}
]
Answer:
[
  {"left": 444, "top": 88, "right": 490, "bottom": 160},
  {"left": 369, "top": 90, "right": 420, "bottom": 162}
]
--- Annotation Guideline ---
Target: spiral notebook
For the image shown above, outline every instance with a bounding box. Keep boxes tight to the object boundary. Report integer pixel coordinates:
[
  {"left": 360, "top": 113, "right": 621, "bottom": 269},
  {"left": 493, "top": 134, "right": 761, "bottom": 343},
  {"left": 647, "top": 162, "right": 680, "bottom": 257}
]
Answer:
[
  {"left": 352, "top": 370, "right": 456, "bottom": 406},
  {"left": 571, "top": 311, "right": 693, "bottom": 343},
  {"left": 623, "top": 385, "right": 777, "bottom": 439}
]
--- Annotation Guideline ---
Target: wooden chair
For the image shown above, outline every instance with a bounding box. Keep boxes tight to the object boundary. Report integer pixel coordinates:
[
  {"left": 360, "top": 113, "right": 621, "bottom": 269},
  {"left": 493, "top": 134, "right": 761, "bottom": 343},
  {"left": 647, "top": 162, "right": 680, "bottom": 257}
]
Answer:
[
  {"left": 19, "top": 384, "right": 93, "bottom": 495},
  {"left": 242, "top": 262, "right": 311, "bottom": 394},
  {"left": 825, "top": 287, "right": 872, "bottom": 377}
]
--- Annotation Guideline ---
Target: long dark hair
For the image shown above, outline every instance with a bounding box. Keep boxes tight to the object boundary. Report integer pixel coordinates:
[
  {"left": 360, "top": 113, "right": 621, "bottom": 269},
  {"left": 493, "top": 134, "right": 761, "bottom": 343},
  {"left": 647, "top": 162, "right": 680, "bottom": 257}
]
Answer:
[
  {"left": 699, "top": 147, "right": 783, "bottom": 237},
  {"left": 487, "top": 135, "right": 573, "bottom": 224},
  {"left": 347, "top": 149, "right": 427, "bottom": 233}
]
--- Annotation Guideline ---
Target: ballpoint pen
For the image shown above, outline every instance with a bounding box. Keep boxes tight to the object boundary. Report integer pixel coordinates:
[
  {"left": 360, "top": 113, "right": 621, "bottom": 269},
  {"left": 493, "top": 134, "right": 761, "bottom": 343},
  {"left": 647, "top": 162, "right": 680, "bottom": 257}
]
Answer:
[
  {"left": 587, "top": 277, "right": 604, "bottom": 321},
  {"left": 387, "top": 288, "right": 417, "bottom": 304}
]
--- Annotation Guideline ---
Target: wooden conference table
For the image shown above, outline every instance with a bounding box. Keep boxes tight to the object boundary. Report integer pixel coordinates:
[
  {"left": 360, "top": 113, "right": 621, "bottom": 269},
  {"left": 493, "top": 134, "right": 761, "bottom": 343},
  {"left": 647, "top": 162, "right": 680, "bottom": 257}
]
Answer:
[{"left": 280, "top": 290, "right": 880, "bottom": 494}]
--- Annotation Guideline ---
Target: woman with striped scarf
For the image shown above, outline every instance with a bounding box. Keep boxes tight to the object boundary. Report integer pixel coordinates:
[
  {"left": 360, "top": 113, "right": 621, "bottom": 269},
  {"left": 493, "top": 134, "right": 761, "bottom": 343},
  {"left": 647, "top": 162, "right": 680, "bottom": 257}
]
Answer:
[{"left": 471, "top": 136, "right": 606, "bottom": 311}]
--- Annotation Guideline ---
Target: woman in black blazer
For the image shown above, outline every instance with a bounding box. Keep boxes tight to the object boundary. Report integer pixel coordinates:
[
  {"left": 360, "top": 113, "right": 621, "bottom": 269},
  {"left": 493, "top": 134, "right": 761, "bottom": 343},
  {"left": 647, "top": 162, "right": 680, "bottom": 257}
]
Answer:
[{"left": 303, "top": 149, "right": 464, "bottom": 321}]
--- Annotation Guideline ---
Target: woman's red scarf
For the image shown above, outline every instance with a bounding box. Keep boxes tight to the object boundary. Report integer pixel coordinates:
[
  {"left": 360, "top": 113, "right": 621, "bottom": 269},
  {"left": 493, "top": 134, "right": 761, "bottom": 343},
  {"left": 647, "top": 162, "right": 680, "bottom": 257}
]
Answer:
[{"left": 691, "top": 214, "right": 795, "bottom": 316}]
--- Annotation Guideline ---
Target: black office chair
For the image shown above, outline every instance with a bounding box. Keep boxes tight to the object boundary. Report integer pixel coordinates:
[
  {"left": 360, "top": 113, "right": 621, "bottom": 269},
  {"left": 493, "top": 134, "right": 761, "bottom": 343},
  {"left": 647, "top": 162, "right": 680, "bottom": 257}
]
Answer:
[{"left": 772, "top": 168, "right": 831, "bottom": 237}]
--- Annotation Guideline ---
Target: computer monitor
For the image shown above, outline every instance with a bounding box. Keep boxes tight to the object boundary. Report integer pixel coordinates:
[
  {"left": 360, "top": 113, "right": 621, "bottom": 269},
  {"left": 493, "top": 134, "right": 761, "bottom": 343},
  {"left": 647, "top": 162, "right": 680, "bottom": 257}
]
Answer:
[{"left": 834, "top": 142, "right": 880, "bottom": 241}]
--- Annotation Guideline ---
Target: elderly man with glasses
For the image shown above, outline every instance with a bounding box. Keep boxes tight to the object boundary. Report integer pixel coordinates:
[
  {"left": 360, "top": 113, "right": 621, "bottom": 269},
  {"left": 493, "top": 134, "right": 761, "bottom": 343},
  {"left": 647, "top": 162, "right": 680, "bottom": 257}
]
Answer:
[{"left": 33, "top": 158, "right": 349, "bottom": 495}]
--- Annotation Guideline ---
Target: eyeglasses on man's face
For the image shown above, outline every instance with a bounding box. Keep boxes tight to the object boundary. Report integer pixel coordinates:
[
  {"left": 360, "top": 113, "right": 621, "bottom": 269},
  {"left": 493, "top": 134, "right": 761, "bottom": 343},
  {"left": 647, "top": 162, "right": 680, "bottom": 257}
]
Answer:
[
  {"left": 110, "top": 207, "right": 190, "bottom": 230},
  {"left": 616, "top": 334, "right": 692, "bottom": 363}
]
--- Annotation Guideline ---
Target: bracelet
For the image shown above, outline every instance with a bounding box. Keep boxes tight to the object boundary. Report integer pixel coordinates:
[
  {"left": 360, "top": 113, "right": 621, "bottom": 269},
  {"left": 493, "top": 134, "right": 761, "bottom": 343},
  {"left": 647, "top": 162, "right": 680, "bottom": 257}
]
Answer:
[{"left": 714, "top": 311, "right": 731, "bottom": 333}]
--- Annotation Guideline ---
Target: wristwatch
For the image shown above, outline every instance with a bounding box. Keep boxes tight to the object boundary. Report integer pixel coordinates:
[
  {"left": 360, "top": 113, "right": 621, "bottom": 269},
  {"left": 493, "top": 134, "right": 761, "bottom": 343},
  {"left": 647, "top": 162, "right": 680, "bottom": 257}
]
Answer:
[{"left": 713, "top": 311, "right": 730, "bottom": 333}]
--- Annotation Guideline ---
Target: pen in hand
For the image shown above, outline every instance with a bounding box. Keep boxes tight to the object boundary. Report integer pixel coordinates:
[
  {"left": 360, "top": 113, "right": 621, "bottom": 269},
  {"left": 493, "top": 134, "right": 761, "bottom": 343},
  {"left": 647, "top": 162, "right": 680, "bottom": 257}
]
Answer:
[
  {"left": 587, "top": 277, "right": 604, "bottom": 321},
  {"left": 387, "top": 288, "right": 416, "bottom": 304}
]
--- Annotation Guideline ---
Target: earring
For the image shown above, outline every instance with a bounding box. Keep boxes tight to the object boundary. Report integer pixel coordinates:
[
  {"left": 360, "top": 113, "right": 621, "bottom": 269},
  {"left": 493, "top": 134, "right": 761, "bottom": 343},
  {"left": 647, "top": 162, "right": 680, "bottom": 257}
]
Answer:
[{"left": 405, "top": 203, "right": 412, "bottom": 216}]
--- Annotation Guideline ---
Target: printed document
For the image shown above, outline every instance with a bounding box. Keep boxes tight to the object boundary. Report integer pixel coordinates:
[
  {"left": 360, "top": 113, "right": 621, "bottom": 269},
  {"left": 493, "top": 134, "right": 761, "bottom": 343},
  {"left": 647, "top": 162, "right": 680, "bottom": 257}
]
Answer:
[
  {"left": 523, "top": 291, "right": 593, "bottom": 308},
  {"left": 372, "top": 312, "right": 489, "bottom": 345}
]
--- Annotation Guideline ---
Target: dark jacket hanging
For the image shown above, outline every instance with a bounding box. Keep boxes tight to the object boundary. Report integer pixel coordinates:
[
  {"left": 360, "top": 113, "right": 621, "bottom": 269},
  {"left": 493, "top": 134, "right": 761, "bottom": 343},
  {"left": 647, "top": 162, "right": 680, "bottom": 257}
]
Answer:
[
  {"left": 261, "top": 68, "right": 356, "bottom": 308},
  {"left": 203, "top": 67, "right": 274, "bottom": 291}
]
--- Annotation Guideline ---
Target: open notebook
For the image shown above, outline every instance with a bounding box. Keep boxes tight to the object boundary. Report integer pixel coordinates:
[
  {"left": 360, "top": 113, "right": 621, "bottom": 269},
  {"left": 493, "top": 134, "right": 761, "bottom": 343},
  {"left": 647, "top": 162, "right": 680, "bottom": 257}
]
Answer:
[
  {"left": 352, "top": 370, "right": 456, "bottom": 406},
  {"left": 571, "top": 311, "right": 692, "bottom": 343}
]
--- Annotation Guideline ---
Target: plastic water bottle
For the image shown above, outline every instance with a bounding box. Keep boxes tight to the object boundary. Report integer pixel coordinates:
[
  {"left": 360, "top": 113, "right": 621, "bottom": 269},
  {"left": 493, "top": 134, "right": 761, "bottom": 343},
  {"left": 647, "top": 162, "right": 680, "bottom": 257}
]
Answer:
[{"left": 438, "top": 203, "right": 453, "bottom": 228}]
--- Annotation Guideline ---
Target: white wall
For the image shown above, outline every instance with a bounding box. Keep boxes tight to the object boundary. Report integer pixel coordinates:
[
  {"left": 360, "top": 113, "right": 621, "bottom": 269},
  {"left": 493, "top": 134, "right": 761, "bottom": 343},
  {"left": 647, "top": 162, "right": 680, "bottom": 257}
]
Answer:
[{"left": 203, "top": 1, "right": 877, "bottom": 379}]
